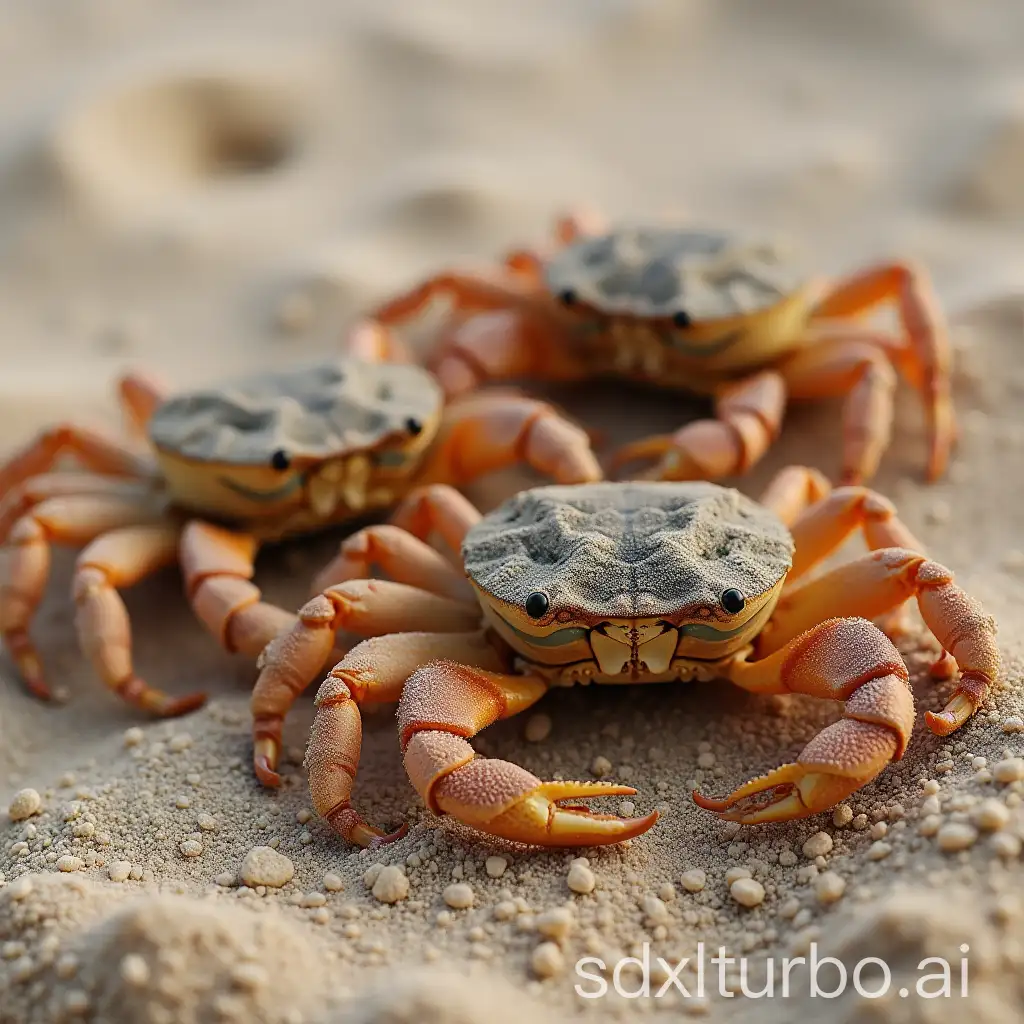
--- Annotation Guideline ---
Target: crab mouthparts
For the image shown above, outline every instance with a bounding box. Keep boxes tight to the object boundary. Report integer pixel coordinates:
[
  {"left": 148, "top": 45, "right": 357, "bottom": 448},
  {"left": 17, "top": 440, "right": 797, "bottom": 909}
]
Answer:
[
  {"left": 307, "top": 455, "right": 372, "bottom": 517},
  {"left": 589, "top": 621, "right": 678, "bottom": 676}
]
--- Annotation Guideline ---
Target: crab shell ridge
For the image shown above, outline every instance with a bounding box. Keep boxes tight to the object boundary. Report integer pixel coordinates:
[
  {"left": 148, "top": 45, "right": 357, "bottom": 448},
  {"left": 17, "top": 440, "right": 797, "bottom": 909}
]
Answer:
[{"left": 462, "top": 481, "right": 794, "bottom": 621}]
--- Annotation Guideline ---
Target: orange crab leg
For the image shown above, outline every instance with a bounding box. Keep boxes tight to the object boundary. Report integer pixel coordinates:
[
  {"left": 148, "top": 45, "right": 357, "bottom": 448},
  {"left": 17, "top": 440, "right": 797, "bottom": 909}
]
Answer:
[
  {"left": 758, "top": 465, "right": 832, "bottom": 527},
  {"left": 810, "top": 263, "right": 953, "bottom": 481},
  {"left": 609, "top": 370, "right": 786, "bottom": 482},
  {"left": 762, "top": 548, "right": 999, "bottom": 735},
  {"left": 74, "top": 525, "right": 207, "bottom": 715},
  {"left": 696, "top": 617, "right": 914, "bottom": 823},
  {"left": 117, "top": 370, "right": 169, "bottom": 438},
  {"left": 311, "top": 524, "right": 473, "bottom": 603},
  {"left": 416, "top": 392, "right": 602, "bottom": 486},
  {"left": 0, "top": 494, "right": 166, "bottom": 702},
  {"left": 251, "top": 579, "right": 481, "bottom": 785},
  {"left": 399, "top": 660, "right": 658, "bottom": 846},
  {"left": 778, "top": 336, "right": 898, "bottom": 485},
  {"left": 786, "top": 485, "right": 925, "bottom": 582},
  {"left": 306, "top": 631, "right": 507, "bottom": 846},
  {"left": 388, "top": 483, "right": 482, "bottom": 552}
]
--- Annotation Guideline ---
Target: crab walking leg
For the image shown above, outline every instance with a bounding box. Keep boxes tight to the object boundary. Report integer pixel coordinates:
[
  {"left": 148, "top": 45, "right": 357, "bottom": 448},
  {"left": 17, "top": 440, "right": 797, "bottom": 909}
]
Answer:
[
  {"left": 311, "top": 525, "right": 475, "bottom": 603},
  {"left": 430, "top": 309, "right": 591, "bottom": 398},
  {"left": 74, "top": 525, "right": 208, "bottom": 715},
  {"left": 117, "top": 371, "right": 168, "bottom": 438},
  {"left": 251, "top": 580, "right": 482, "bottom": 784},
  {"left": 306, "top": 631, "right": 507, "bottom": 844},
  {"left": 0, "top": 424, "right": 153, "bottom": 499},
  {"left": 0, "top": 473, "right": 158, "bottom": 543},
  {"left": 0, "top": 495, "right": 166, "bottom": 699},
  {"left": 758, "top": 465, "right": 832, "bottom": 527},
  {"left": 399, "top": 660, "right": 658, "bottom": 846},
  {"left": 417, "top": 392, "right": 602, "bottom": 486},
  {"left": 695, "top": 617, "right": 914, "bottom": 823},
  {"left": 610, "top": 370, "right": 786, "bottom": 482},
  {"left": 811, "top": 263, "right": 953, "bottom": 481},
  {"left": 786, "top": 486, "right": 925, "bottom": 582},
  {"left": 343, "top": 319, "right": 416, "bottom": 365},
  {"left": 179, "top": 522, "right": 299, "bottom": 663},
  {"left": 314, "top": 484, "right": 481, "bottom": 599},
  {"left": 779, "top": 336, "right": 898, "bottom": 484},
  {"left": 761, "top": 548, "right": 999, "bottom": 735}
]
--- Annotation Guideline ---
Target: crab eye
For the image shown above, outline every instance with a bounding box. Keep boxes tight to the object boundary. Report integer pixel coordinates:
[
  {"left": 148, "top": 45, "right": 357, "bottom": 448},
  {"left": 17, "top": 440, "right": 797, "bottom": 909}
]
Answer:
[
  {"left": 270, "top": 449, "right": 291, "bottom": 471},
  {"left": 525, "top": 592, "right": 550, "bottom": 618},
  {"left": 720, "top": 588, "right": 745, "bottom": 615},
  {"left": 558, "top": 288, "right": 577, "bottom": 306},
  {"left": 672, "top": 310, "right": 692, "bottom": 329},
  {"left": 404, "top": 417, "right": 423, "bottom": 436}
]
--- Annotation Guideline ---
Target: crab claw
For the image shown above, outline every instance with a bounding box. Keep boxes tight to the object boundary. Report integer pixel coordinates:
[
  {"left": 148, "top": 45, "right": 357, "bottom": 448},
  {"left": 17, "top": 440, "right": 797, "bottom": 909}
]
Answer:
[
  {"left": 693, "top": 761, "right": 875, "bottom": 825},
  {"left": 434, "top": 772, "right": 659, "bottom": 847}
]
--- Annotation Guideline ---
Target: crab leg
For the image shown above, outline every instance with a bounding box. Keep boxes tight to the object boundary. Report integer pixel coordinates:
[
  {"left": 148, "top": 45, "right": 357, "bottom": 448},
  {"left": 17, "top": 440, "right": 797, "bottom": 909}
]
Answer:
[
  {"left": 306, "top": 631, "right": 507, "bottom": 845},
  {"left": 609, "top": 370, "right": 786, "bottom": 482},
  {"left": 0, "top": 494, "right": 166, "bottom": 701},
  {"left": 0, "top": 425, "right": 153, "bottom": 499},
  {"left": 311, "top": 525, "right": 474, "bottom": 603},
  {"left": 181, "top": 522, "right": 301, "bottom": 665},
  {"left": 695, "top": 617, "right": 914, "bottom": 823},
  {"left": 74, "top": 525, "right": 207, "bottom": 715},
  {"left": 810, "top": 263, "right": 953, "bottom": 481},
  {"left": 786, "top": 485, "right": 925, "bottom": 582},
  {"left": 762, "top": 548, "right": 999, "bottom": 736},
  {"left": 416, "top": 392, "right": 602, "bottom": 486},
  {"left": 758, "top": 465, "right": 832, "bottom": 527},
  {"left": 399, "top": 660, "right": 658, "bottom": 846},
  {"left": 778, "top": 335, "right": 898, "bottom": 484},
  {"left": 251, "top": 579, "right": 481, "bottom": 784},
  {"left": 117, "top": 370, "right": 169, "bottom": 438}
]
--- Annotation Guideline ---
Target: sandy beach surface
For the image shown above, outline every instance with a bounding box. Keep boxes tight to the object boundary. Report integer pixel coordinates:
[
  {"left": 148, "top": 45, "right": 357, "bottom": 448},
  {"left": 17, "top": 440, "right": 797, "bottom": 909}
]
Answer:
[{"left": 4, "top": 2, "right": 1024, "bottom": 1021}]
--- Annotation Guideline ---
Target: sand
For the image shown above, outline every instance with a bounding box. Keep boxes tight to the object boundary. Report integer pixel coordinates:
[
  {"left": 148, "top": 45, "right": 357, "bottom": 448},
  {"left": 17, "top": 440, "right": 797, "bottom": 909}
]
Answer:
[{"left": 4, "top": 2, "right": 1024, "bottom": 1022}]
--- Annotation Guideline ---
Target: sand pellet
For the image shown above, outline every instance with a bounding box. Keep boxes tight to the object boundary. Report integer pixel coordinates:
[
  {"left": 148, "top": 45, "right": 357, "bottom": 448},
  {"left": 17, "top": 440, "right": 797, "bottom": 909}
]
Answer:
[
  {"left": 486, "top": 855, "right": 508, "bottom": 878},
  {"left": 937, "top": 822, "right": 978, "bottom": 852},
  {"left": 531, "top": 941, "right": 565, "bottom": 978},
  {"left": 119, "top": 954, "right": 150, "bottom": 986},
  {"left": 372, "top": 866, "right": 409, "bottom": 904},
  {"left": 239, "top": 846, "right": 294, "bottom": 888},
  {"left": 443, "top": 882, "right": 474, "bottom": 909},
  {"left": 814, "top": 871, "right": 846, "bottom": 904},
  {"left": 590, "top": 756, "right": 612, "bottom": 777},
  {"left": 56, "top": 855, "right": 83, "bottom": 872},
  {"left": 866, "top": 841, "right": 892, "bottom": 861},
  {"left": 994, "top": 757, "right": 1024, "bottom": 783},
  {"left": 802, "top": 831, "right": 833, "bottom": 857},
  {"left": 108, "top": 861, "right": 132, "bottom": 883},
  {"left": 323, "top": 872, "right": 344, "bottom": 892},
  {"left": 730, "top": 878, "right": 765, "bottom": 908},
  {"left": 973, "top": 798, "right": 1010, "bottom": 831},
  {"left": 567, "top": 863, "right": 596, "bottom": 894},
  {"left": 7, "top": 789, "right": 41, "bottom": 821},
  {"left": 536, "top": 907, "right": 574, "bottom": 941},
  {"left": 680, "top": 869, "right": 706, "bottom": 892}
]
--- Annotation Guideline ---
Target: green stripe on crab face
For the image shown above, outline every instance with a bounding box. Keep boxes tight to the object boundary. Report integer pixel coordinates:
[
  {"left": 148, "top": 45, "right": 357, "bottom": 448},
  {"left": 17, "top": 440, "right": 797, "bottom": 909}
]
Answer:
[{"left": 218, "top": 475, "right": 304, "bottom": 503}]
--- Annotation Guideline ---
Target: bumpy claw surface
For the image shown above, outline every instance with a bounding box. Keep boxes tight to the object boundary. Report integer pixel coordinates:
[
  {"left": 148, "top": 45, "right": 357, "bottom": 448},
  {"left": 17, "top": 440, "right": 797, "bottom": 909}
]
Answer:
[{"left": 440, "top": 778, "right": 659, "bottom": 847}]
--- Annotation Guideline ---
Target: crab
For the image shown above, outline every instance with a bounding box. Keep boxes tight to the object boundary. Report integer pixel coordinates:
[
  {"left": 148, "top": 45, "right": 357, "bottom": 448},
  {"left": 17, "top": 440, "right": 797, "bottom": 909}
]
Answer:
[
  {"left": 0, "top": 358, "right": 601, "bottom": 715},
  {"left": 250, "top": 465, "right": 998, "bottom": 847},
  {"left": 346, "top": 212, "right": 954, "bottom": 486}
]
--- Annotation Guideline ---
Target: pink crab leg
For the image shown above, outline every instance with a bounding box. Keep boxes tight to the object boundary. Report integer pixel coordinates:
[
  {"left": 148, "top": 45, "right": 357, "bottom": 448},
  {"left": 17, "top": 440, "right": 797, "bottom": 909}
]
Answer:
[
  {"left": 416, "top": 392, "right": 602, "bottom": 487},
  {"left": 778, "top": 335, "right": 899, "bottom": 485},
  {"left": 311, "top": 524, "right": 474, "bottom": 603},
  {"left": 0, "top": 425, "right": 153, "bottom": 500},
  {"left": 307, "top": 631, "right": 507, "bottom": 846},
  {"left": 0, "top": 494, "right": 166, "bottom": 702},
  {"left": 0, "top": 473, "right": 157, "bottom": 543},
  {"left": 400, "top": 660, "right": 658, "bottom": 846},
  {"left": 343, "top": 319, "right": 416, "bottom": 365},
  {"left": 117, "top": 370, "right": 169, "bottom": 439},
  {"left": 761, "top": 548, "right": 999, "bottom": 736},
  {"left": 695, "top": 617, "right": 914, "bottom": 823},
  {"left": 388, "top": 483, "right": 481, "bottom": 549},
  {"left": 251, "top": 579, "right": 481, "bottom": 785},
  {"left": 810, "top": 263, "right": 953, "bottom": 481},
  {"left": 758, "top": 465, "right": 832, "bottom": 527},
  {"left": 74, "top": 525, "right": 208, "bottom": 715},
  {"left": 786, "top": 485, "right": 925, "bottom": 582},
  {"left": 609, "top": 370, "right": 786, "bottom": 482}
]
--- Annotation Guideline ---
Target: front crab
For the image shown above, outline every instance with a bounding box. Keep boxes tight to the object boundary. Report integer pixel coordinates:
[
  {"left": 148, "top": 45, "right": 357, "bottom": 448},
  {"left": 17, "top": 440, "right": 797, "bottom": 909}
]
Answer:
[{"left": 252, "top": 468, "right": 999, "bottom": 848}]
